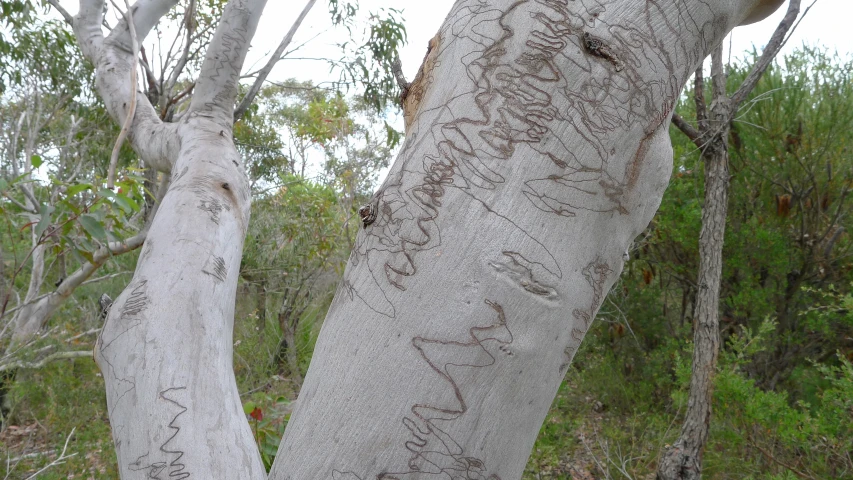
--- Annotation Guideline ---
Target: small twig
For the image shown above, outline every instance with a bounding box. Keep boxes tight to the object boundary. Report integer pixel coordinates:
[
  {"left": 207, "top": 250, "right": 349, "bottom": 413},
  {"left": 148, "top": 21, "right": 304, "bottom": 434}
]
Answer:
[
  {"left": 45, "top": 0, "right": 74, "bottom": 25},
  {"left": 749, "top": 438, "right": 818, "bottom": 480},
  {"left": 23, "top": 427, "right": 77, "bottom": 479},
  {"left": 671, "top": 113, "right": 703, "bottom": 149},
  {"left": 80, "top": 271, "right": 131, "bottom": 287},
  {"left": 391, "top": 54, "right": 410, "bottom": 100},
  {"left": 107, "top": 0, "right": 140, "bottom": 190},
  {"left": 66, "top": 328, "right": 101, "bottom": 343},
  {"left": 0, "top": 351, "right": 92, "bottom": 373}
]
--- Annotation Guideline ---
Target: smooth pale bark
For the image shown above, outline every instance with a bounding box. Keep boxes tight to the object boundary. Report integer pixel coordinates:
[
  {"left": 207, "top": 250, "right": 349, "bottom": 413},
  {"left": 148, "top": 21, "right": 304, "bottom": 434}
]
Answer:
[
  {"left": 75, "top": 0, "right": 267, "bottom": 478},
  {"left": 65, "top": 0, "right": 785, "bottom": 477},
  {"left": 270, "top": 1, "right": 775, "bottom": 478},
  {"left": 73, "top": 0, "right": 181, "bottom": 173}
]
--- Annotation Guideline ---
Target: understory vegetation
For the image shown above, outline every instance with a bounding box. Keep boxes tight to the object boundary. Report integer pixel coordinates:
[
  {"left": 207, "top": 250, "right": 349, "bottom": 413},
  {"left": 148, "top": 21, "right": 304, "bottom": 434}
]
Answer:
[{"left": 1, "top": 4, "right": 851, "bottom": 477}]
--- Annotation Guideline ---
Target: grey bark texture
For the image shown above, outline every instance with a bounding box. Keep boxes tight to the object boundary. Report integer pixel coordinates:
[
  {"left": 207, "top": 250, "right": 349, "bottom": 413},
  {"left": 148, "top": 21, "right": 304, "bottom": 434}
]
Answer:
[{"left": 656, "top": 47, "right": 730, "bottom": 480}]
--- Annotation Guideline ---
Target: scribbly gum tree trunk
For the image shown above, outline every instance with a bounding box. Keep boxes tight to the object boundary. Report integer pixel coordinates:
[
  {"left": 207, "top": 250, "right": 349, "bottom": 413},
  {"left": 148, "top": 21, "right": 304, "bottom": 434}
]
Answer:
[
  {"left": 271, "top": 1, "right": 778, "bottom": 478},
  {"left": 74, "top": 0, "right": 268, "bottom": 477}
]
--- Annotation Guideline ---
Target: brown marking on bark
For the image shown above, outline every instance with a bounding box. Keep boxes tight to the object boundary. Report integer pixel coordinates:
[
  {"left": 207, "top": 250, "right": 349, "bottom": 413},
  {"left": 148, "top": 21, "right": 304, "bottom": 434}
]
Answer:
[{"left": 402, "top": 33, "right": 441, "bottom": 132}]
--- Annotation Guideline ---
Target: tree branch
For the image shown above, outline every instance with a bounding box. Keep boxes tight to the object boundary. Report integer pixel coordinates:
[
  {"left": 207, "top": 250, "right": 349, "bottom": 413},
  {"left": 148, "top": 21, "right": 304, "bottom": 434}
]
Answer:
[
  {"left": 0, "top": 351, "right": 92, "bottom": 373},
  {"left": 80, "top": 271, "right": 132, "bottom": 286},
  {"left": 73, "top": 0, "right": 181, "bottom": 173},
  {"left": 57, "top": 230, "right": 148, "bottom": 297},
  {"left": 671, "top": 113, "right": 703, "bottom": 149},
  {"left": 729, "top": 0, "right": 804, "bottom": 109},
  {"left": 46, "top": 0, "right": 75, "bottom": 25},
  {"left": 3, "top": 191, "right": 37, "bottom": 214},
  {"left": 190, "top": 0, "right": 269, "bottom": 126},
  {"left": 694, "top": 67, "right": 709, "bottom": 133},
  {"left": 107, "top": 0, "right": 140, "bottom": 190},
  {"left": 234, "top": 0, "right": 316, "bottom": 122},
  {"left": 163, "top": 0, "right": 196, "bottom": 102}
]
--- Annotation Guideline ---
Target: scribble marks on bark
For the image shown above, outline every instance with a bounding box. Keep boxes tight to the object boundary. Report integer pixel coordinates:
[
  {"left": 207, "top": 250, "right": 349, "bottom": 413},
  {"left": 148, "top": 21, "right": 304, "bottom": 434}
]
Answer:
[
  {"left": 373, "top": 300, "right": 510, "bottom": 479},
  {"left": 561, "top": 258, "right": 612, "bottom": 372},
  {"left": 120, "top": 280, "right": 149, "bottom": 319},
  {"left": 490, "top": 251, "right": 559, "bottom": 300},
  {"left": 202, "top": 255, "right": 227, "bottom": 283},
  {"left": 127, "top": 387, "right": 191, "bottom": 479}
]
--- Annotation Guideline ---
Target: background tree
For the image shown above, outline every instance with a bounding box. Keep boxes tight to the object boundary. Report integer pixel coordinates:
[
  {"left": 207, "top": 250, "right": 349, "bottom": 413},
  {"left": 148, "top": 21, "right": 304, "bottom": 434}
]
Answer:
[{"left": 657, "top": 1, "right": 809, "bottom": 478}]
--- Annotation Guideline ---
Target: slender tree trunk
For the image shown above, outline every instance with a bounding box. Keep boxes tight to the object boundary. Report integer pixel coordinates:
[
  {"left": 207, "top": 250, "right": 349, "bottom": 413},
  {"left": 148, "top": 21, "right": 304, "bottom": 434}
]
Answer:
[
  {"left": 659, "top": 3, "right": 801, "bottom": 477},
  {"left": 658, "top": 49, "right": 730, "bottom": 480},
  {"left": 8, "top": 241, "right": 46, "bottom": 346},
  {"left": 281, "top": 316, "right": 302, "bottom": 385}
]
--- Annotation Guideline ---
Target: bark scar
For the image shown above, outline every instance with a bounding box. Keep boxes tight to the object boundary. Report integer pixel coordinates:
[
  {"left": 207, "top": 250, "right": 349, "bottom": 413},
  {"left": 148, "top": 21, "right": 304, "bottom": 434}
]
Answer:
[
  {"left": 402, "top": 33, "right": 441, "bottom": 131},
  {"left": 582, "top": 32, "right": 624, "bottom": 72}
]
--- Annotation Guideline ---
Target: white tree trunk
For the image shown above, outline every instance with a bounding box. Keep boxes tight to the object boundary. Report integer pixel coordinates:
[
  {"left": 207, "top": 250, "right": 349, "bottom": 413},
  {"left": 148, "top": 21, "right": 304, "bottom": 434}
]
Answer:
[
  {"left": 270, "top": 1, "right": 777, "bottom": 478},
  {"left": 73, "top": 0, "right": 268, "bottom": 477}
]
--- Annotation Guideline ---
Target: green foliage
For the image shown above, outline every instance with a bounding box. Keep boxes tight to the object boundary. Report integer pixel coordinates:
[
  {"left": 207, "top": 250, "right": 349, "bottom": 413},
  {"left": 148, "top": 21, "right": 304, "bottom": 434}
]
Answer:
[
  {"left": 242, "top": 393, "right": 292, "bottom": 471},
  {"left": 334, "top": 6, "right": 407, "bottom": 111},
  {"left": 240, "top": 175, "right": 349, "bottom": 381},
  {"left": 1, "top": 14, "right": 86, "bottom": 96},
  {"left": 236, "top": 81, "right": 395, "bottom": 199}
]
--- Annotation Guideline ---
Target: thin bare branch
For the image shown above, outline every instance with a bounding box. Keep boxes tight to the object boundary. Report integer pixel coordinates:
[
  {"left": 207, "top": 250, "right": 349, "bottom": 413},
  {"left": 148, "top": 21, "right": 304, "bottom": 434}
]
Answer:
[
  {"left": 22, "top": 428, "right": 77, "bottom": 480},
  {"left": 234, "top": 0, "right": 316, "bottom": 122},
  {"left": 80, "top": 271, "right": 132, "bottom": 286},
  {"left": 0, "top": 351, "right": 92, "bottom": 373},
  {"left": 671, "top": 113, "right": 703, "bottom": 149},
  {"left": 46, "top": 0, "right": 75, "bottom": 25},
  {"left": 163, "top": 0, "right": 196, "bottom": 100},
  {"left": 730, "top": 0, "right": 806, "bottom": 109},
  {"left": 2, "top": 192, "right": 36, "bottom": 214}
]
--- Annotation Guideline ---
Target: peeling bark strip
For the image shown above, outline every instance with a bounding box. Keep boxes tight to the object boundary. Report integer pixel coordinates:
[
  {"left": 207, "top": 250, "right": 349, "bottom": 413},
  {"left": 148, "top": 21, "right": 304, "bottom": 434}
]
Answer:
[
  {"left": 402, "top": 33, "right": 441, "bottom": 131},
  {"left": 274, "top": 1, "right": 775, "bottom": 478}
]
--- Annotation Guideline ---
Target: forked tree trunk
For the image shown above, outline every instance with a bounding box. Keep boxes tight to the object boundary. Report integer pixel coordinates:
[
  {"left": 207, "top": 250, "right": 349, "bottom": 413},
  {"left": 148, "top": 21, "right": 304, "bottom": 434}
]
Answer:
[
  {"left": 73, "top": 0, "right": 269, "bottom": 477},
  {"left": 68, "top": 0, "right": 783, "bottom": 478}
]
